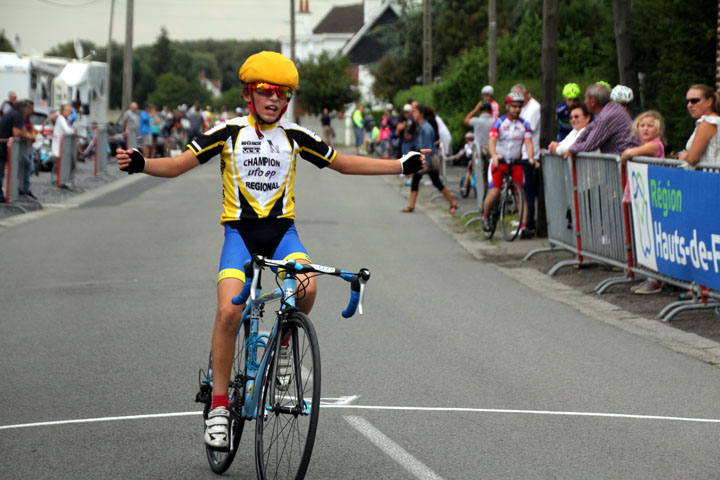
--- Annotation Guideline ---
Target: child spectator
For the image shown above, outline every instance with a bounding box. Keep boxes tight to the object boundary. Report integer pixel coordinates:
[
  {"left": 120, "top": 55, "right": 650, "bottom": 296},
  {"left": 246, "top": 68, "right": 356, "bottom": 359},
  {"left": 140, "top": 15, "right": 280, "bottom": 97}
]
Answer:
[{"left": 621, "top": 110, "right": 666, "bottom": 295}]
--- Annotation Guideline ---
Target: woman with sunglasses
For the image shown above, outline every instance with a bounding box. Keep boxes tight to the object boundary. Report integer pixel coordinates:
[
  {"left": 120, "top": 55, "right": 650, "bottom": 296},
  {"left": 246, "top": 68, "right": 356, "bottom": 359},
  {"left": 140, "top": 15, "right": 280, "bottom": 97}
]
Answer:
[
  {"left": 677, "top": 84, "right": 720, "bottom": 166},
  {"left": 548, "top": 103, "right": 593, "bottom": 156},
  {"left": 115, "top": 51, "right": 427, "bottom": 450}
]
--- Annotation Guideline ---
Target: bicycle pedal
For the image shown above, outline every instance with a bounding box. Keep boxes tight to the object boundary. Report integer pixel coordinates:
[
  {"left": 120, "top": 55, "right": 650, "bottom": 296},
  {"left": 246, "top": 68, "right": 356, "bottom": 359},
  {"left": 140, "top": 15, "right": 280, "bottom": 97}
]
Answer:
[{"left": 195, "top": 383, "right": 211, "bottom": 404}]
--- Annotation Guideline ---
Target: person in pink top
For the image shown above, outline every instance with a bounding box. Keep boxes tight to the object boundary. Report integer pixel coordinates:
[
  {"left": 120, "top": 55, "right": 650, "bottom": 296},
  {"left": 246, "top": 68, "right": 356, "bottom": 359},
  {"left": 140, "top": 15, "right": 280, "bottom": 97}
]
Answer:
[
  {"left": 621, "top": 110, "right": 666, "bottom": 295},
  {"left": 620, "top": 110, "right": 666, "bottom": 162}
]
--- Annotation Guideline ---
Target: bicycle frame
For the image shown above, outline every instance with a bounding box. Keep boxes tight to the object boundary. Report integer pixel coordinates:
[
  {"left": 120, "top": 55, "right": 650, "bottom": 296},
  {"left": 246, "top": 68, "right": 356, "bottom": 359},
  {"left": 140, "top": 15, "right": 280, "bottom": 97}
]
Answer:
[{"left": 237, "top": 272, "right": 298, "bottom": 421}]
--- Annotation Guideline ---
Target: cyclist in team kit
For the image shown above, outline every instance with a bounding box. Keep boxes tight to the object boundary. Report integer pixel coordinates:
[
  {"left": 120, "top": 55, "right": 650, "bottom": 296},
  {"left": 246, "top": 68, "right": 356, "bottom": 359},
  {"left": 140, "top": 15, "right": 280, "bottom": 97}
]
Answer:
[
  {"left": 482, "top": 91, "right": 535, "bottom": 233},
  {"left": 116, "top": 51, "right": 426, "bottom": 450}
]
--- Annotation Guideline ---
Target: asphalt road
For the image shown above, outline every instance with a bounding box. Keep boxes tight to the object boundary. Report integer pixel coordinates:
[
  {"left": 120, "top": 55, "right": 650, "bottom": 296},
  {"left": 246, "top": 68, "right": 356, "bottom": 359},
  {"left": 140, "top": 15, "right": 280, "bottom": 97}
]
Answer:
[{"left": 1, "top": 158, "right": 719, "bottom": 479}]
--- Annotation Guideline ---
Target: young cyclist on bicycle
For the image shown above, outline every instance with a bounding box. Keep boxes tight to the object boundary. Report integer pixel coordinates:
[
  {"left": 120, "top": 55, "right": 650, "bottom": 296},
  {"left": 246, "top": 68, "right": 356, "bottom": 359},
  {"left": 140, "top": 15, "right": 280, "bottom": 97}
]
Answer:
[
  {"left": 482, "top": 91, "right": 535, "bottom": 233},
  {"left": 115, "top": 51, "right": 426, "bottom": 449}
]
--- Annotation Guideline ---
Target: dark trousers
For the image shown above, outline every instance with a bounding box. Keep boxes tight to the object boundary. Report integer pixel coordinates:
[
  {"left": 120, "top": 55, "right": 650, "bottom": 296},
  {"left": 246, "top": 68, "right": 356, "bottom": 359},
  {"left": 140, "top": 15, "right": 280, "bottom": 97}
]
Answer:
[{"left": 522, "top": 160, "right": 537, "bottom": 230}]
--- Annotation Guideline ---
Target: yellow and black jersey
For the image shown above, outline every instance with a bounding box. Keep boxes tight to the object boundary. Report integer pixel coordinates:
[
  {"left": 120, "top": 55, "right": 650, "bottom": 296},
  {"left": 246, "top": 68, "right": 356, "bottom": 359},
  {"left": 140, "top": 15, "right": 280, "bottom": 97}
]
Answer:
[{"left": 187, "top": 115, "right": 337, "bottom": 223}]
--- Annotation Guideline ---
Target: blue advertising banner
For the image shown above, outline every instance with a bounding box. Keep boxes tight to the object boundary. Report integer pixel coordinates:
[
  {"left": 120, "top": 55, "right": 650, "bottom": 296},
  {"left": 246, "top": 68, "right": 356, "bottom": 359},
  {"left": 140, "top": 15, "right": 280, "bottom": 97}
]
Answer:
[{"left": 628, "top": 162, "right": 720, "bottom": 290}]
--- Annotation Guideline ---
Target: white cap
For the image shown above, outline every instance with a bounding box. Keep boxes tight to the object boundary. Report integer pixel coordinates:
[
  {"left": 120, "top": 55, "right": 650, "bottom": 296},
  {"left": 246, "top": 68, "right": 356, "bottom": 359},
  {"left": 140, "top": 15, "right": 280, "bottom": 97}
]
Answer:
[
  {"left": 481, "top": 85, "right": 494, "bottom": 95},
  {"left": 402, "top": 104, "right": 412, "bottom": 112}
]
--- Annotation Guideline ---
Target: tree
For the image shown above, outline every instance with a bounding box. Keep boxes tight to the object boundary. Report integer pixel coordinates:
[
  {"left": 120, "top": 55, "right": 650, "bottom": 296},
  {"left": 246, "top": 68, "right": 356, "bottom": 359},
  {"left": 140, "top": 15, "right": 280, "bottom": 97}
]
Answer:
[
  {"left": 146, "top": 73, "right": 190, "bottom": 108},
  {"left": 150, "top": 27, "right": 172, "bottom": 76},
  {"left": 612, "top": 0, "right": 638, "bottom": 103},
  {"left": 0, "top": 30, "right": 13, "bottom": 52},
  {"left": 296, "top": 52, "right": 357, "bottom": 114}
]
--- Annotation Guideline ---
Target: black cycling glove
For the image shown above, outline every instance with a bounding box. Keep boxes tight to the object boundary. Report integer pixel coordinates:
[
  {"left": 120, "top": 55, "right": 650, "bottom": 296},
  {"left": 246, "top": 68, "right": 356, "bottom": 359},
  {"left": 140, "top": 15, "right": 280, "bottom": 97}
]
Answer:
[
  {"left": 399, "top": 151, "right": 423, "bottom": 175},
  {"left": 121, "top": 148, "right": 146, "bottom": 174}
]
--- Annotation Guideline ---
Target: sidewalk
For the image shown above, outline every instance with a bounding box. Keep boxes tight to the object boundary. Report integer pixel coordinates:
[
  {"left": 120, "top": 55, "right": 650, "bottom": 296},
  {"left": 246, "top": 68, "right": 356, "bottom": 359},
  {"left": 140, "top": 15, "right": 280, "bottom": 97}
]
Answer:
[
  {"left": 372, "top": 147, "right": 720, "bottom": 366},
  {"left": 0, "top": 155, "right": 124, "bottom": 221}
]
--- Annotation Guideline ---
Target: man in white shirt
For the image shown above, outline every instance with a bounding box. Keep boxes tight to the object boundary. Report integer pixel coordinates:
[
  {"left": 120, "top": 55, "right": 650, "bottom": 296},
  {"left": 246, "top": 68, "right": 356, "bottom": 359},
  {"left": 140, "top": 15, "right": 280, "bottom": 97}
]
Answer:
[{"left": 512, "top": 84, "right": 541, "bottom": 239}]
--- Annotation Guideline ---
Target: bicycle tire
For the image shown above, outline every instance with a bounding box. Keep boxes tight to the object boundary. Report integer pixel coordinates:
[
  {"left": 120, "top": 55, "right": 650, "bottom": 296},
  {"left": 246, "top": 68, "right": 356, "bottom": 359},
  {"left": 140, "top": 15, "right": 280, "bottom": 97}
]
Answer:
[
  {"left": 204, "top": 320, "right": 250, "bottom": 474},
  {"left": 481, "top": 187, "right": 498, "bottom": 239},
  {"left": 500, "top": 181, "right": 525, "bottom": 241},
  {"left": 459, "top": 172, "right": 471, "bottom": 198},
  {"left": 255, "top": 311, "right": 321, "bottom": 480}
]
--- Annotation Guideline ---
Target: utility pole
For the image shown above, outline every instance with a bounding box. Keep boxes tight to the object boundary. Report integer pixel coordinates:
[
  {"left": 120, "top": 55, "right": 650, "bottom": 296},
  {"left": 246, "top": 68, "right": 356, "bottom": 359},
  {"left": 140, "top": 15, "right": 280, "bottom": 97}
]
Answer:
[
  {"left": 488, "top": 0, "right": 496, "bottom": 85},
  {"left": 122, "top": 0, "right": 133, "bottom": 110},
  {"left": 107, "top": 0, "right": 115, "bottom": 112},
  {"left": 289, "top": 0, "right": 296, "bottom": 122},
  {"left": 422, "top": 0, "right": 432, "bottom": 86},
  {"left": 537, "top": 0, "right": 559, "bottom": 238}
]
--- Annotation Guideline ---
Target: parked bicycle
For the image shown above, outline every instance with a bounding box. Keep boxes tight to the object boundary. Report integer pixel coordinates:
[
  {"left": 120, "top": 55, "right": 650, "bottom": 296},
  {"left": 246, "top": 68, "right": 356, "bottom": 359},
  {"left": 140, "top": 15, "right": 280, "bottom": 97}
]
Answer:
[
  {"left": 482, "top": 159, "right": 525, "bottom": 241},
  {"left": 196, "top": 254, "right": 370, "bottom": 478}
]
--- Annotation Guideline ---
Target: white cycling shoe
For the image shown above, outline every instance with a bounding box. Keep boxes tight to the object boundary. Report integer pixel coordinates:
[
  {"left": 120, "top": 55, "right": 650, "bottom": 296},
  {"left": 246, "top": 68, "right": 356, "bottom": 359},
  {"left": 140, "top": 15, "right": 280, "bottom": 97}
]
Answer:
[{"left": 204, "top": 406, "right": 229, "bottom": 449}]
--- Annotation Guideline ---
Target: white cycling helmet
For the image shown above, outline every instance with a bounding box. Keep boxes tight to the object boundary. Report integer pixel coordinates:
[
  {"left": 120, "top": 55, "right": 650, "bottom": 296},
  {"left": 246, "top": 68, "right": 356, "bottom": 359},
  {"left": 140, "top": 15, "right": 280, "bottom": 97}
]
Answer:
[
  {"left": 481, "top": 85, "right": 494, "bottom": 96},
  {"left": 611, "top": 85, "right": 634, "bottom": 104}
]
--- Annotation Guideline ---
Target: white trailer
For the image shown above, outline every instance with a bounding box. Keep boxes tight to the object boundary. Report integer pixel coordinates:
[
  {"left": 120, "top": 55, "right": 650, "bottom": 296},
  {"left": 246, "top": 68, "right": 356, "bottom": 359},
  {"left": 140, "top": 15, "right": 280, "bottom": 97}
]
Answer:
[
  {"left": 52, "top": 60, "right": 108, "bottom": 134},
  {"left": 0, "top": 52, "right": 68, "bottom": 113}
]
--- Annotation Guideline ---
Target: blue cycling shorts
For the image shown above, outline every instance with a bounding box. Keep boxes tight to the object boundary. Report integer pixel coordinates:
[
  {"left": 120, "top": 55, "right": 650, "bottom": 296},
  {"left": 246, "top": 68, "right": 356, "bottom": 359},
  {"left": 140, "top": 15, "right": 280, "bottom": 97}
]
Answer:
[{"left": 218, "top": 219, "right": 310, "bottom": 283}]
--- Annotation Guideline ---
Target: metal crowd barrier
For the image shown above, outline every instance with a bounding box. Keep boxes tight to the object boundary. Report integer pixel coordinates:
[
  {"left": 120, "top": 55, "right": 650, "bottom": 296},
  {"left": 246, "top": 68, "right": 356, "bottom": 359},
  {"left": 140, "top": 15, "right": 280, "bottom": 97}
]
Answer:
[
  {"left": 524, "top": 152, "right": 580, "bottom": 270},
  {"left": 94, "top": 126, "right": 109, "bottom": 176},
  {"left": 525, "top": 151, "right": 635, "bottom": 285},
  {"left": 625, "top": 156, "right": 720, "bottom": 322},
  {"left": 127, "top": 126, "right": 138, "bottom": 150},
  {"left": 56, "top": 133, "right": 77, "bottom": 188}
]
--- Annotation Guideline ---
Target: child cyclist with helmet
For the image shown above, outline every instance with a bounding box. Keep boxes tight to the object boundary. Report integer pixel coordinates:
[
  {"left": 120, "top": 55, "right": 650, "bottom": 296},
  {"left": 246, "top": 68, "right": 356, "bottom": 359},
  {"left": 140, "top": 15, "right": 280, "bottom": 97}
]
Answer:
[
  {"left": 555, "top": 82, "right": 581, "bottom": 142},
  {"left": 116, "top": 51, "right": 426, "bottom": 449},
  {"left": 482, "top": 91, "right": 535, "bottom": 233}
]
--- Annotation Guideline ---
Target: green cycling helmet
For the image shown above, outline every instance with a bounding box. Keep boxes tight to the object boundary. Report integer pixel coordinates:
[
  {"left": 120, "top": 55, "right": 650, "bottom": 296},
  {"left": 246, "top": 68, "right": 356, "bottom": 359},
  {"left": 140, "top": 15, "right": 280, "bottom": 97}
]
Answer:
[
  {"left": 562, "top": 83, "right": 581, "bottom": 99},
  {"left": 596, "top": 80, "right": 612, "bottom": 90}
]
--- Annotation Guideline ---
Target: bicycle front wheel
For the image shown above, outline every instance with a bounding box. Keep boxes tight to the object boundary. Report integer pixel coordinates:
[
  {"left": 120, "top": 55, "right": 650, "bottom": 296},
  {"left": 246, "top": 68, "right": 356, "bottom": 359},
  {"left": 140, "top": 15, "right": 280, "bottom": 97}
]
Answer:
[
  {"left": 205, "top": 320, "right": 250, "bottom": 474},
  {"left": 255, "top": 311, "right": 321, "bottom": 480},
  {"left": 500, "top": 181, "right": 525, "bottom": 241}
]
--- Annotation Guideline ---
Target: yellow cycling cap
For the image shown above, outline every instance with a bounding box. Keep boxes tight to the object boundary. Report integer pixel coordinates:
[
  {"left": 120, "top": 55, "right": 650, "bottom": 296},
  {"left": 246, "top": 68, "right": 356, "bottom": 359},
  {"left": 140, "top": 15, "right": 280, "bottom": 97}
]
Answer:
[{"left": 238, "top": 51, "right": 299, "bottom": 90}]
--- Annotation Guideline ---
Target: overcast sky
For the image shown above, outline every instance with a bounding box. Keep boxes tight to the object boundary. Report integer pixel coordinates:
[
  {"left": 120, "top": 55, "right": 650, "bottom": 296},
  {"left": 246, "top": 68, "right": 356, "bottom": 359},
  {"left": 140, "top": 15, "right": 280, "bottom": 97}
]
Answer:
[{"left": 1, "top": 0, "right": 358, "bottom": 55}]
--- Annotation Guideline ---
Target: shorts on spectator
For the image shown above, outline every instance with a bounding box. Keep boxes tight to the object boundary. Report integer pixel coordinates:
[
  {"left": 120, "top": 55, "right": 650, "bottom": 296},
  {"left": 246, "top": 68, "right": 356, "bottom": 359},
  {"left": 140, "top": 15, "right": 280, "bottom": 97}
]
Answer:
[{"left": 141, "top": 135, "right": 153, "bottom": 147}]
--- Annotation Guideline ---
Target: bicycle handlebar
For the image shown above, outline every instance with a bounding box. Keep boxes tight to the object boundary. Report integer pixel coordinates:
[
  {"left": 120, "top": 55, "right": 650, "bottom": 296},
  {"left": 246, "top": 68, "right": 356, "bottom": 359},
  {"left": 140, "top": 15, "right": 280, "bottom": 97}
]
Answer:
[{"left": 230, "top": 254, "right": 371, "bottom": 318}]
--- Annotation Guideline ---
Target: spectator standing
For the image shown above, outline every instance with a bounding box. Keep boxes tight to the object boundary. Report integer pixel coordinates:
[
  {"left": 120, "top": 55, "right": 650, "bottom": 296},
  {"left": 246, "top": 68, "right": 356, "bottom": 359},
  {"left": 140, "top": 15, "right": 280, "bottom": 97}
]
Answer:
[
  {"left": 0, "top": 99, "right": 34, "bottom": 202},
  {"left": 435, "top": 113, "right": 452, "bottom": 158},
  {"left": 187, "top": 103, "right": 205, "bottom": 141},
  {"left": 139, "top": 104, "right": 153, "bottom": 158},
  {"left": 512, "top": 83, "right": 541, "bottom": 238},
  {"left": 611, "top": 85, "right": 634, "bottom": 112},
  {"left": 556, "top": 83, "right": 582, "bottom": 141},
  {"left": 19, "top": 100, "right": 37, "bottom": 197},
  {"left": 481, "top": 85, "right": 500, "bottom": 121},
  {"left": 565, "top": 83, "right": 639, "bottom": 158},
  {"left": 397, "top": 103, "right": 418, "bottom": 156},
  {"left": 352, "top": 104, "right": 364, "bottom": 154},
  {"left": 320, "top": 107, "right": 334, "bottom": 147},
  {"left": 122, "top": 101, "right": 140, "bottom": 147},
  {"left": 677, "top": 84, "right": 720, "bottom": 167},
  {"left": 401, "top": 104, "right": 458, "bottom": 214},
  {"left": 465, "top": 101, "right": 493, "bottom": 152},
  {"left": 362, "top": 110, "right": 375, "bottom": 154},
  {"left": 1, "top": 91, "right": 17, "bottom": 116},
  {"left": 51, "top": 104, "right": 75, "bottom": 160},
  {"left": 548, "top": 104, "right": 594, "bottom": 156},
  {"left": 621, "top": 110, "right": 667, "bottom": 295}
]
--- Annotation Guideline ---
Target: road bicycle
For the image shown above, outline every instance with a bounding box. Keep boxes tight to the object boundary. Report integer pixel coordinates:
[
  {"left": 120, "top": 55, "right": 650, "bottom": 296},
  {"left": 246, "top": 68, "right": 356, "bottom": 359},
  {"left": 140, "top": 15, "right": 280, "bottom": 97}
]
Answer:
[
  {"left": 459, "top": 158, "right": 476, "bottom": 198},
  {"left": 196, "top": 254, "right": 370, "bottom": 479},
  {"left": 483, "top": 159, "right": 525, "bottom": 241}
]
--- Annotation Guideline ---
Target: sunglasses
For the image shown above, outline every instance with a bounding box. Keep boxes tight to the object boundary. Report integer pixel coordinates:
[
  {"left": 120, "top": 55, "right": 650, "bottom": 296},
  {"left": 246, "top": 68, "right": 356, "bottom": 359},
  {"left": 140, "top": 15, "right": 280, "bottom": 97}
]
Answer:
[
  {"left": 570, "top": 114, "right": 583, "bottom": 119},
  {"left": 251, "top": 82, "right": 293, "bottom": 99},
  {"left": 686, "top": 97, "right": 703, "bottom": 105}
]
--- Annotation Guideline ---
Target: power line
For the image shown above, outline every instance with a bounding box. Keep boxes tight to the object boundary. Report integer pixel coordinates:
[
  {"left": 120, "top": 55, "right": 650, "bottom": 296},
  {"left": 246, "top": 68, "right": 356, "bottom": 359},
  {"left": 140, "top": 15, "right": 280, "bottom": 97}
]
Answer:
[{"left": 36, "top": 0, "right": 102, "bottom": 7}]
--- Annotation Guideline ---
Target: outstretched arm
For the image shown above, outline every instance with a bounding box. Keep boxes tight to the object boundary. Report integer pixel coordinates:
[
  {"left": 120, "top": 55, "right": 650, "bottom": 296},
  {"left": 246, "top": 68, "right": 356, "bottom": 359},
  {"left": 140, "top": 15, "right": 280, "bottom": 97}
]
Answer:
[
  {"left": 116, "top": 148, "right": 200, "bottom": 177},
  {"left": 328, "top": 150, "right": 426, "bottom": 175}
]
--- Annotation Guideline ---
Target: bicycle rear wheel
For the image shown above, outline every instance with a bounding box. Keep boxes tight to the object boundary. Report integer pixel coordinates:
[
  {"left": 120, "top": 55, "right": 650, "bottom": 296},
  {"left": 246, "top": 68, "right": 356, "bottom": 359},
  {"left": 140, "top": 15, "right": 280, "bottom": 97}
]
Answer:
[
  {"left": 500, "top": 181, "right": 525, "bottom": 241},
  {"left": 255, "top": 311, "right": 321, "bottom": 480},
  {"left": 459, "top": 171, "right": 471, "bottom": 198},
  {"left": 204, "top": 320, "right": 250, "bottom": 474}
]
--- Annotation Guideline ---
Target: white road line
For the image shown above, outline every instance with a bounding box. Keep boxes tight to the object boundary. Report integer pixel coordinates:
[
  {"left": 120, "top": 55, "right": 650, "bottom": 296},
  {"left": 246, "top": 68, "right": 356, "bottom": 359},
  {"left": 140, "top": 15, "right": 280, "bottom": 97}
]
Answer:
[
  {"left": 2, "top": 404, "right": 720, "bottom": 431},
  {"left": 345, "top": 416, "right": 444, "bottom": 480}
]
